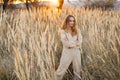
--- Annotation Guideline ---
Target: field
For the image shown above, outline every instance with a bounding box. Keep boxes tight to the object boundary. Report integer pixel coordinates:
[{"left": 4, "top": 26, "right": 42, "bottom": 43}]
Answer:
[{"left": 0, "top": 6, "right": 120, "bottom": 80}]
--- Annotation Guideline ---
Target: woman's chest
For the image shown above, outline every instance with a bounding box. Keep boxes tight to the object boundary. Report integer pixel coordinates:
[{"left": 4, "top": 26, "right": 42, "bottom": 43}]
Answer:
[{"left": 66, "top": 33, "right": 77, "bottom": 41}]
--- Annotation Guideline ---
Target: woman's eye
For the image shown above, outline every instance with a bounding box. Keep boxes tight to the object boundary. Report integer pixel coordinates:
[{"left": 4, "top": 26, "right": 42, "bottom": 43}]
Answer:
[{"left": 69, "top": 20, "right": 75, "bottom": 22}]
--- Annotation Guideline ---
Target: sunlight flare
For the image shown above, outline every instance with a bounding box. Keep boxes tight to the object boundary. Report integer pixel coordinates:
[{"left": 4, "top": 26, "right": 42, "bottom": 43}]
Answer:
[{"left": 12, "top": 1, "right": 25, "bottom": 4}]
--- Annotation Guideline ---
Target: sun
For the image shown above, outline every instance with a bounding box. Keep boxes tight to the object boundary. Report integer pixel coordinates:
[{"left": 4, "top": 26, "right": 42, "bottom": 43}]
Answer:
[
  {"left": 50, "top": 0, "right": 58, "bottom": 3},
  {"left": 12, "top": 0, "right": 25, "bottom": 4},
  {"left": 49, "top": 0, "right": 59, "bottom": 5}
]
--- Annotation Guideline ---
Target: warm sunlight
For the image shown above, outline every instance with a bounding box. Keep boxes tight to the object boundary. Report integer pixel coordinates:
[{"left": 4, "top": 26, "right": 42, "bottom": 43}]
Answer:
[
  {"left": 50, "top": 0, "right": 59, "bottom": 4},
  {"left": 43, "top": 0, "right": 59, "bottom": 6},
  {"left": 11, "top": 0, "right": 59, "bottom": 5},
  {"left": 12, "top": 1, "right": 25, "bottom": 4}
]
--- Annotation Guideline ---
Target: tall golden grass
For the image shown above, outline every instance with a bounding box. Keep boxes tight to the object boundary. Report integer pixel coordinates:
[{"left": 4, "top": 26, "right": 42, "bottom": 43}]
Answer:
[{"left": 0, "top": 7, "right": 120, "bottom": 80}]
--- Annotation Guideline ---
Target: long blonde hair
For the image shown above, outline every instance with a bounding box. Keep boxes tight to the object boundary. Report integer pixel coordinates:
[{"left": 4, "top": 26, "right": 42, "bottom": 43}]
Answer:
[{"left": 61, "top": 15, "right": 78, "bottom": 36}]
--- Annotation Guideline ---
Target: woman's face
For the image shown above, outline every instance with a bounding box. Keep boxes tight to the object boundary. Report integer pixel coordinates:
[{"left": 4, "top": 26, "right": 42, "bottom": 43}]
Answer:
[{"left": 68, "top": 17, "right": 75, "bottom": 28}]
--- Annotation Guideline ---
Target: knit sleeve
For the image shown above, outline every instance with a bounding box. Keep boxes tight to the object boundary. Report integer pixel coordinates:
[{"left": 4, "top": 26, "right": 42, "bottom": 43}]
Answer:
[{"left": 76, "top": 29, "right": 82, "bottom": 47}]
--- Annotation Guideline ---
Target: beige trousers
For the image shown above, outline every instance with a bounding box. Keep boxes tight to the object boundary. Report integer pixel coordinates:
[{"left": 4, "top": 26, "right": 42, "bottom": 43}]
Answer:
[{"left": 55, "top": 48, "right": 81, "bottom": 80}]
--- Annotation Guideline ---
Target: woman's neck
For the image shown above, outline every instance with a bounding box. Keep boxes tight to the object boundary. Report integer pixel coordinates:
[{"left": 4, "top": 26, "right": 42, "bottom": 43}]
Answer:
[
  {"left": 66, "top": 27, "right": 72, "bottom": 33},
  {"left": 67, "top": 26, "right": 72, "bottom": 30}
]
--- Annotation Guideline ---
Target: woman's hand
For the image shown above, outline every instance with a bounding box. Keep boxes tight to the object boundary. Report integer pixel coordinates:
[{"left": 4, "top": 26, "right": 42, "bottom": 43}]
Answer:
[
  {"left": 67, "top": 41, "right": 76, "bottom": 49},
  {"left": 76, "top": 40, "right": 80, "bottom": 46}
]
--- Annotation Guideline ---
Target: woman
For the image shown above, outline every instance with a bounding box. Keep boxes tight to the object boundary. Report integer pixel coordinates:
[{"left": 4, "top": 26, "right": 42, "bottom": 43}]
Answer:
[{"left": 55, "top": 15, "right": 82, "bottom": 80}]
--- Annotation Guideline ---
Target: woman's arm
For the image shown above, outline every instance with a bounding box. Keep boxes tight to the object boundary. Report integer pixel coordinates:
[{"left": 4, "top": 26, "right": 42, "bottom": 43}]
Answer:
[
  {"left": 76, "top": 29, "right": 82, "bottom": 47},
  {"left": 61, "top": 30, "right": 76, "bottom": 48}
]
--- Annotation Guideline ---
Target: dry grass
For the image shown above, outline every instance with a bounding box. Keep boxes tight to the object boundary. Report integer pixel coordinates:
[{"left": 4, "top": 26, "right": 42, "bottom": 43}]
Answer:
[{"left": 0, "top": 6, "right": 120, "bottom": 80}]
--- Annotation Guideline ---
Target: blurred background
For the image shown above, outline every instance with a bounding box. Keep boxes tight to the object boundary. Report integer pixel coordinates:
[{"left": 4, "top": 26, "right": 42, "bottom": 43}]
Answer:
[
  {"left": 0, "top": 0, "right": 120, "bottom": 80},
  {"left": 0, "top": 0, "right": 120, "bottom": 10}
]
